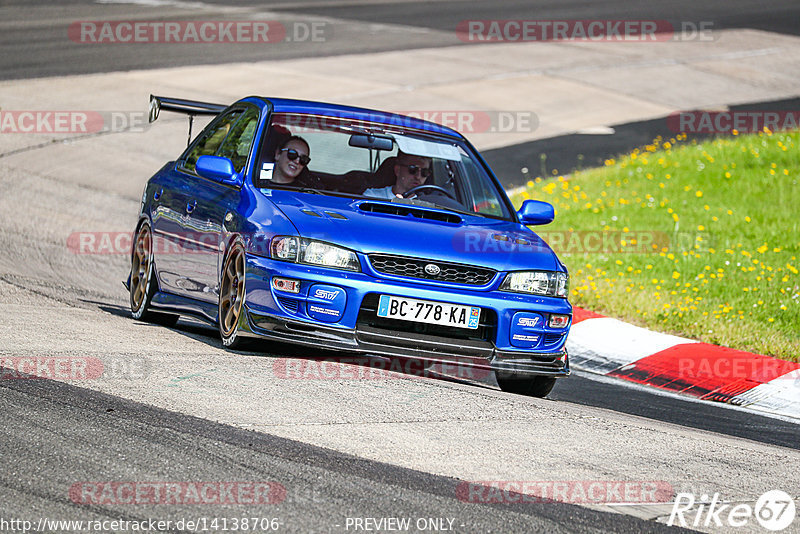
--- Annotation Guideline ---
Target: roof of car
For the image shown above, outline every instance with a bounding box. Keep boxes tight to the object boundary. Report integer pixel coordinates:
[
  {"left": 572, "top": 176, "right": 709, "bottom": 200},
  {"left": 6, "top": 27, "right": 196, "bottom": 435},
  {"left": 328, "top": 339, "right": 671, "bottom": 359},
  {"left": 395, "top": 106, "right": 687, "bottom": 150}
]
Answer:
[{"left": 243, "top": 96, "right": 465, "bottom": 140}]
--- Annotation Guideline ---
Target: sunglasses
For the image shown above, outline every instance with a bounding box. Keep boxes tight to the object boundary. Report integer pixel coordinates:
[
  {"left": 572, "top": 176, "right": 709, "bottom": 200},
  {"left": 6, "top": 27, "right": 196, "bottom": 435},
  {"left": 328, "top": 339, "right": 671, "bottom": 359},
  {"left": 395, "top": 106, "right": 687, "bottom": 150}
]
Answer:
[
  {"left": 280, "top": 148, "right": 311, "bottom": 166},
  {"left": 403, "top": 164, "right": 432, "bottom": 178}
]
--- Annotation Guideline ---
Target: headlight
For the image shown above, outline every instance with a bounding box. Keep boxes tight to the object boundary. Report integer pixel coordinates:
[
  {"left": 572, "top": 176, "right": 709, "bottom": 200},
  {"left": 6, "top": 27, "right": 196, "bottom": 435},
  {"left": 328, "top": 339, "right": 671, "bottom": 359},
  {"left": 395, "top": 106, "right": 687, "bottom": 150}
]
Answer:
[
  {"left": 500, "top": 271, "right": 568, "bottom": 297},
  {"left": 270, "top": 236, "right": 360, "bottom": 272}
]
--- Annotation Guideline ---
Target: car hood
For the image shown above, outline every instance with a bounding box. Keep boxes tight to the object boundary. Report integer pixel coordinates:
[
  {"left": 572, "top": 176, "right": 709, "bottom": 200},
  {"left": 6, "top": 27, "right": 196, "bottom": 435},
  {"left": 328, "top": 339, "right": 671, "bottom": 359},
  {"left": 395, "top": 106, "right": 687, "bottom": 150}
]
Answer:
[{"left": 265, "top": 190, "right": 562, "bottom": 272}]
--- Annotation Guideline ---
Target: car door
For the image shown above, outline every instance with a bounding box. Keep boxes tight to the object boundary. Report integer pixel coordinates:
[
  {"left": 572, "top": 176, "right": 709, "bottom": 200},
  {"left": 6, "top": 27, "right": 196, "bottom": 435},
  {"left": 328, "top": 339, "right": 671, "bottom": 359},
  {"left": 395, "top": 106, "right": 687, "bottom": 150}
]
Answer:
[
  {"left": 151, "top": 108, "right": 244, "bottom": 298},
  {"left": 182, "top": 106, "right": 260, "bottom": 304}
]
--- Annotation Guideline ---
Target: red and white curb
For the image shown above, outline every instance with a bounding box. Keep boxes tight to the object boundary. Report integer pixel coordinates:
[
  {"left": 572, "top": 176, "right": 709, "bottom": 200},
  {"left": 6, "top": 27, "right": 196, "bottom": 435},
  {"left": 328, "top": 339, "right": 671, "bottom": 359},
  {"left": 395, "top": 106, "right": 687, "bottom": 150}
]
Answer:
[{"left": 566, "top": 308, "right": 800, "bottom": 421}]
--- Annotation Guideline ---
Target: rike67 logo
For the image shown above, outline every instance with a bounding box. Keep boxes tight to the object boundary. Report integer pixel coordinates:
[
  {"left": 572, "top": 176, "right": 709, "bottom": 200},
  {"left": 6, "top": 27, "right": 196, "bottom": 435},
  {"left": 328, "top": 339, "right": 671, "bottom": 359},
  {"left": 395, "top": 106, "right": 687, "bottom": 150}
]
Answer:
[{"left": 668, "top": 490, "right": 796, "bottom": 531}]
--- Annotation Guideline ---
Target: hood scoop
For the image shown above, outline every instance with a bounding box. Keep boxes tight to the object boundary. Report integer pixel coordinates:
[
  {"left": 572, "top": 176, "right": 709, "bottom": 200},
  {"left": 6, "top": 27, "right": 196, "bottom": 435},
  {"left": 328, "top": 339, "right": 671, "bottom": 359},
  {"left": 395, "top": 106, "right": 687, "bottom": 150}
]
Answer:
[{"left": 358, "top": 201, "right": 462, "bottom": 224}]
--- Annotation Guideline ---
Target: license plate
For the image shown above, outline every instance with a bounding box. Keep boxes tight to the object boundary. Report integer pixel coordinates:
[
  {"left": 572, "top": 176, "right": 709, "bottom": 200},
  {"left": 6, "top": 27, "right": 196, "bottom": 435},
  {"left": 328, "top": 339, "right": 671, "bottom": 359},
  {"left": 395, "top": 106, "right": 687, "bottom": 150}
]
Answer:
[{"left": 377, "top": 295, "right": 481, "bottom": 330}]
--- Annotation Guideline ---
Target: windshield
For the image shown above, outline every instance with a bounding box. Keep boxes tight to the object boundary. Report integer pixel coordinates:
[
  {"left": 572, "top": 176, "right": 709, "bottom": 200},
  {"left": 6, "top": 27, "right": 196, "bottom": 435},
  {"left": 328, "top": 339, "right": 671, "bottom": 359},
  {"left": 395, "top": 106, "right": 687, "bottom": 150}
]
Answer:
[{"left": 254, "top": 112, "right": 514, "bottom": 220}]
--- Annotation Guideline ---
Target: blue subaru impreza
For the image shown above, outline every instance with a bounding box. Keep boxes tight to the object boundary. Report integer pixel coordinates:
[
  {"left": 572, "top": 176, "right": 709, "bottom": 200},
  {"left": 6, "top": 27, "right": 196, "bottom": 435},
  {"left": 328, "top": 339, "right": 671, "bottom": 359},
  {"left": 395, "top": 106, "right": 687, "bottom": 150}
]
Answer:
[{"left": 128, "top": 95, "right": 571, "bottom": 396}]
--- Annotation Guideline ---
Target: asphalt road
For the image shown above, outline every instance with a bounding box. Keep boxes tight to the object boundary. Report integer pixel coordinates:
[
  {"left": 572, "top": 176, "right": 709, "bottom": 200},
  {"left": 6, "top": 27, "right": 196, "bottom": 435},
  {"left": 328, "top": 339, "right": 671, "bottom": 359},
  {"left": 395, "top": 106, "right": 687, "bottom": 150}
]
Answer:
[
  {"left": 0, "top": 374, "right": 687, "bottom": 534},
  {"left": 3, "top": 0, "right": 800, "bottom": 80},
  {"left": 2, "top": 1, "right": 800, "bottom": 533},
  {"left": 483, "top": 96, "right": 800, "bottom": 187}
]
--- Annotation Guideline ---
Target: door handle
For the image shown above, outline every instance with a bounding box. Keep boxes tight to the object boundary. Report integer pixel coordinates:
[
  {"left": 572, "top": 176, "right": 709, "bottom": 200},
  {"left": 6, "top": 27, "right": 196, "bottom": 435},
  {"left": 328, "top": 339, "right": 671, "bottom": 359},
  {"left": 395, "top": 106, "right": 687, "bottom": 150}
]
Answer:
[
  {"left": 186, "top": 200, "right": 196, "bottom": 214},
  {"left": 153, "top": 188, "right": 162, "bottom": 201}
]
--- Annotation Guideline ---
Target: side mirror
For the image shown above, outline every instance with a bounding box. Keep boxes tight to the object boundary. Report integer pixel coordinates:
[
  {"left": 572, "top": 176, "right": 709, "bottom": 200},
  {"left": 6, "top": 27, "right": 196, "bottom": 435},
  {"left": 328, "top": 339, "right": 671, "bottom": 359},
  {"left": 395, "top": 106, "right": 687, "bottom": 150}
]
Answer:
[
  {"left": 518, "top": 200, "right": 554, "bottom": 225},
  {"left": 196, "top": 155, "right": 239, "bottom": 185}
]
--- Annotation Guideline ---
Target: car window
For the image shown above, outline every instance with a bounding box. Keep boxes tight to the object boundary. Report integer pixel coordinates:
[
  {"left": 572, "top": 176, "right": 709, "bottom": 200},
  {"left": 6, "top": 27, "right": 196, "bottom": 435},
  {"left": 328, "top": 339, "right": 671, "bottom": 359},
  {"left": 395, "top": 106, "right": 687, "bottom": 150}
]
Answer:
[
  {"left": 257, "top": 112, "right": 513, "bottom": 220},
  {"left": 217, "top": 108, "right": 259, "bottom": 173},
  {"left": 459, "top": 154, "right": 506, "bottom": 217},
  {"left": 181, "top": 110, "right": 243, "bottom": 174}
]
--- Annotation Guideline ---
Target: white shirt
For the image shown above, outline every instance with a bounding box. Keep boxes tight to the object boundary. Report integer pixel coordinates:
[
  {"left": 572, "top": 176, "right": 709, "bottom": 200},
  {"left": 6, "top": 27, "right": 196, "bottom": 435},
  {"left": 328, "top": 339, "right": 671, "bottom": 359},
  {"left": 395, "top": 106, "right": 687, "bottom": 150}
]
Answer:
[{"left": 362, "top": 185, "right": 397, "bottom": 199}]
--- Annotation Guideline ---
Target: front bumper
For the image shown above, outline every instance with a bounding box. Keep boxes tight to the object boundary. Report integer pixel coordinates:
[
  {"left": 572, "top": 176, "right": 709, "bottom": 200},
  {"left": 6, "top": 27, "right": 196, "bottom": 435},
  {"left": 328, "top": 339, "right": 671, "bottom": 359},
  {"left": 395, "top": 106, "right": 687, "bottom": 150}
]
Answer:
[
  {"left": 241, "top": 252, "right": 571, "bottom": 378},
  {"left": 242, "top": 309, "right": 570, "bottom": 378}
]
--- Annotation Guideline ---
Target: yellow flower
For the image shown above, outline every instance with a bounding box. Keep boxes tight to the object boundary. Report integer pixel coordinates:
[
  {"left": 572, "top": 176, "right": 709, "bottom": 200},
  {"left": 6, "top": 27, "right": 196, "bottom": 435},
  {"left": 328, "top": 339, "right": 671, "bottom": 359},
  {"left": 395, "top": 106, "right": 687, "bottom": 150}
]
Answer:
[
  {"left": 672, "top": 271, "right": 681, "bottom": 279},
  {"left": 698, "top": 225, "right": 705, "bottom": 231},
  {"left": 695, "top": 190, "right": 703, "bottom": 198}
]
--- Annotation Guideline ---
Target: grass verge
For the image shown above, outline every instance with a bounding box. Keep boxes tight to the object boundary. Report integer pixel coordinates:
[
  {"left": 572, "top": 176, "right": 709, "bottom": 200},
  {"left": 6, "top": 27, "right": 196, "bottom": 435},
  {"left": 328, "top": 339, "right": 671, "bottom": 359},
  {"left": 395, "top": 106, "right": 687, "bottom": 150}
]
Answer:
[{"left": 509, "top": 130, "right": 799, "bottom": 361}]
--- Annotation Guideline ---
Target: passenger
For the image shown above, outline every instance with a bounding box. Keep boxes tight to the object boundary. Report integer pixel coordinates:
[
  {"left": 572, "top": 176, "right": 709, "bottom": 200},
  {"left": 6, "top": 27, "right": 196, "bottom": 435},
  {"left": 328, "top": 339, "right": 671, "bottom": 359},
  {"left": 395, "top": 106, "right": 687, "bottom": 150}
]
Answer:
[
  {"left": 363, "top": 152, "right": 432, "bottom": 199},
  {"left": 270, "top": 135, "right": 324, "bottom": 188}
]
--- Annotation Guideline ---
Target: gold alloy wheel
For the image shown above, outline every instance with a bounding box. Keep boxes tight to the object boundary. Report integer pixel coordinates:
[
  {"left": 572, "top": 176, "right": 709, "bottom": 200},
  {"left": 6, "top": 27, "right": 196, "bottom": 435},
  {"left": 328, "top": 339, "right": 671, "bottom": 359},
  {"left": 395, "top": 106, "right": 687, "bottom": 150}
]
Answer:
[
  {"left": 130, "top": 224, "right": 152, "bottom": 313},
  {"left": 219, "top": 244, "right": 245, "bottom": 338}
]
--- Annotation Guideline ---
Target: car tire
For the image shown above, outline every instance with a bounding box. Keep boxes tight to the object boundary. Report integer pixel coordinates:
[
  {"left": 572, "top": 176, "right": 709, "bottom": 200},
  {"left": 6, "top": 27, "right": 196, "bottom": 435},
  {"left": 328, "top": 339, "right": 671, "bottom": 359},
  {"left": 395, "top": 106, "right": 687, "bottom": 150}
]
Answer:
[
  {"left": 495, "top": 372, "right": 557, "bottom": 398},
  {"left": 219, "top": 240, "right": 247, "bottom": 349},
  {"left": 130, "top": 222, "right": 179, "bottom": 327}
]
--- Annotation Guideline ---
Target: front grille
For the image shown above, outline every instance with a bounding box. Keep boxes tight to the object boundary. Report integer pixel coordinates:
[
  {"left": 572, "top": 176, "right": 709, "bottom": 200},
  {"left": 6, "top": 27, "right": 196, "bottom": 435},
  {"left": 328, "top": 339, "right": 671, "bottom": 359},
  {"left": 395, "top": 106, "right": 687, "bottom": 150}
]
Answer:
[
  {"left": 544, "top": 334, "right": 564, "bottom": 345},
  {"left": 368, "top": 254, "right": 496, "bottom": 286},
  {"left": 356, "top": 294, "right": 496, "bottom": 343},
  {"left": 277, "top": 297, "right": 299, "bottom": 314}
]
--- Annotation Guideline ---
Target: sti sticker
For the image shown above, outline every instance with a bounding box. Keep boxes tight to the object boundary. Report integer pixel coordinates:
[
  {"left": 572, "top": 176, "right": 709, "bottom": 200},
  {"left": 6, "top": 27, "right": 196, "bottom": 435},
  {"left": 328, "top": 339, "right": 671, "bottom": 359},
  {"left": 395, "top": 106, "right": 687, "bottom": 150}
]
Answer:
[{"left": 307, "top": 284, "right": 346, "bottom": 323}]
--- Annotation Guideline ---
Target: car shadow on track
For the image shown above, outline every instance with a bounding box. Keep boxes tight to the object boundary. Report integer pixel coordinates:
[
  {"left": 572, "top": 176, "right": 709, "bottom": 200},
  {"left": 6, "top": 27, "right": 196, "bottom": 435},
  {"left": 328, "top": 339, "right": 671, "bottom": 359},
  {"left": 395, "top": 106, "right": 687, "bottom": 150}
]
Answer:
[{"left": 89, "top": 300, "right": 502, "bottom": 392}]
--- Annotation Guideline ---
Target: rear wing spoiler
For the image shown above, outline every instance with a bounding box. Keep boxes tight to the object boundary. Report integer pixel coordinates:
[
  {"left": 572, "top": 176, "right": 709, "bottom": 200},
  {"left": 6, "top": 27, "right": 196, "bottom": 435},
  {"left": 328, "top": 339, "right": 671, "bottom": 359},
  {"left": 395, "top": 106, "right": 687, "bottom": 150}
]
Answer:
[{"left": 148, "top": 94, "right": 227, "bottom": 145}]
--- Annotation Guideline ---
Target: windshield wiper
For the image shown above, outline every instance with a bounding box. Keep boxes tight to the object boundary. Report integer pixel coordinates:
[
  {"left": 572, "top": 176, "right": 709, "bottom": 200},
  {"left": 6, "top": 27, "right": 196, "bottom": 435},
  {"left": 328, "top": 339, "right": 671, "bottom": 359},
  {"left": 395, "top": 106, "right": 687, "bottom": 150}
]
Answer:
[
  {"left": 267, "top": 184, "right": 325, "bottom": 195},
  {"left": 392, "top": 197, "right": 509, "bottom": 221},
  {"left": 294, "top": 187, "right": 324, "bottom": 195},
  {"left": 392, "top": 197, "right": 463, "bottom": 215}
]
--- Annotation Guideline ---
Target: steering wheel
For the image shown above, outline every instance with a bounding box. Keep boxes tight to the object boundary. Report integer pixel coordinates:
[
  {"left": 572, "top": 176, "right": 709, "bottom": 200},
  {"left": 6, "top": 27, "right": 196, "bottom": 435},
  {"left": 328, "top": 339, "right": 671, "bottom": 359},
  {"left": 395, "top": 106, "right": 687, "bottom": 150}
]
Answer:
[{"left": 402, "top": 184, "right": 457, "bottom": 200}]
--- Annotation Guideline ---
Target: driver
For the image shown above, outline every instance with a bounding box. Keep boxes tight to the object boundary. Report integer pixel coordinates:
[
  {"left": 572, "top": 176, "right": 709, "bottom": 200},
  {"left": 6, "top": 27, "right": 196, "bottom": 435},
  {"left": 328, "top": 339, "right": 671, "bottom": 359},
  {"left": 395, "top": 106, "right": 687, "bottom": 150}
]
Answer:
[{"left": 363, "top": 152, "right": 432, "bottom": 199}]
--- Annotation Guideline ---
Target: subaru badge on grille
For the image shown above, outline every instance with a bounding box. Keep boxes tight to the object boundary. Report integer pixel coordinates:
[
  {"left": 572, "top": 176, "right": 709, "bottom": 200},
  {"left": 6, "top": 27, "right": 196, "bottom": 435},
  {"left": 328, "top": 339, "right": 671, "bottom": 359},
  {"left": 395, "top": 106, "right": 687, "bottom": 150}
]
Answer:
[{"left": 424, "top": 264, "right": 441, "bottom": 276}]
